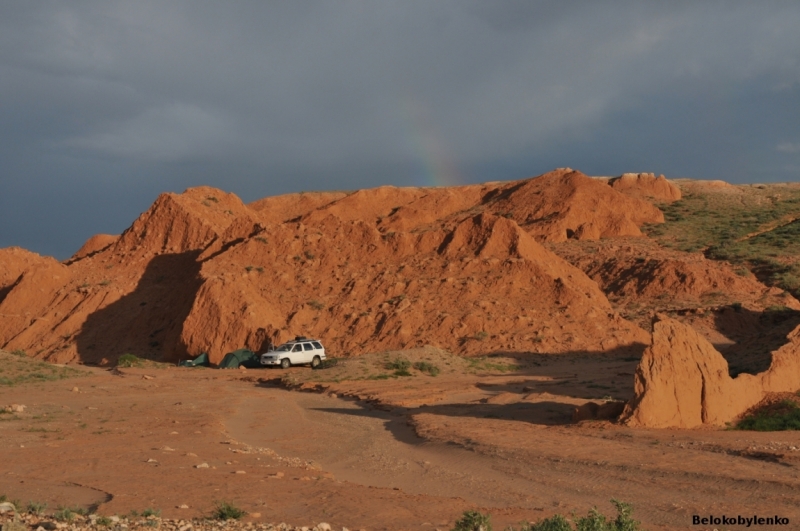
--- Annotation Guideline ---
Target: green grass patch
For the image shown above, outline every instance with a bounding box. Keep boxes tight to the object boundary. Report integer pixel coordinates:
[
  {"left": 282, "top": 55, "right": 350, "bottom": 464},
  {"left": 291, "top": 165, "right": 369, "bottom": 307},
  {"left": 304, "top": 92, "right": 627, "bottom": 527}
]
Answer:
[
  {"left": 0, "top": 351, "right": 87, "bottom": 386},
  {"left": 452, "top": 499, "right": 644, "bottom": 530},
  {"left": 117, "top": 353, "right": 142, "bottom": 368},
  {"left": 413, "top": 361, "right": 440, "bottom": 376},
  {"left": 466, "top": 357, "right": 519, "bottom": 373},
  {"left": 734, "top": 400, "right": 800, "bottom": 431},
  {"left": 643, "top": 187, "right": 800, "bottom": 296},
  {"left": 212, "top": 501, "right": 246, "bottom": 520}
]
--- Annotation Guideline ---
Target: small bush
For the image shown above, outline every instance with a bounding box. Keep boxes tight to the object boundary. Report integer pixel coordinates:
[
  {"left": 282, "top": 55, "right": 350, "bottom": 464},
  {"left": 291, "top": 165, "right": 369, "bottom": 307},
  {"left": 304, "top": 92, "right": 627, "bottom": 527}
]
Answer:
[
  {"left": 11, "top": 349, "right": 27, "bottom": 358},
  {"left": 313, "top": 359, "right": 338, "bottom": 370},
  {"left": 385, "top": 358, "right": 411, "bottom": 371},
  {"left": 54, "top": 507, "right": 75, "bottom": 522},
  {"left": 117, "top": 354, "right": 141, "bottom": 368},
  {"left": 413, "top": 361, "right": 440, "bottom": 376},
  {"left": 96, "top": 516, "right": 112, "bottom": 526},
  {"left": 142, "top": 508, "right": 161, "bottom": 518},
  {"left": 308, "top": 299, "right": 325, "bottom": 310},
  {"left": 452, "top": 510, "right": 492, "bottom": 531},
  {"left": 26, "top": 500, "right": 47, "bottom": 515},
  {"left": 526, "top": 514, "right": 573, "bottom": 531},
  {"left": 475, "top": 331, "right": 489, "bottom": 341},
  {"left": 304, "top": 250, "right": 316, "bottom": 260},
  {"left": 735, "top": 400, "right": 800, "bottom": 431},
  {"left": 213, "top": 501, "right": 246, "bottom": 520}
]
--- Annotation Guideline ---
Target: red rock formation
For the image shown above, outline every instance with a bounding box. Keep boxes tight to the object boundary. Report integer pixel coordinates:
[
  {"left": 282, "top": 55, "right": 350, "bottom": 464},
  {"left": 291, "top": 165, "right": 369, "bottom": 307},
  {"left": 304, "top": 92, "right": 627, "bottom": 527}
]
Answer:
[
  {"left": 485, "top": 169, "right": 664, "bottom": 242},
  {"left": 621, "top": 316, "right": 800, "bottom": 428},
  {"left": 0, "top": 169, "right": 670, "bottom": 364},
  {"left": 609, "top": 173, "right": 681, "bottom": 202},
  {"left": 70, "top": 234, "right": 119, "bottom": 262}
]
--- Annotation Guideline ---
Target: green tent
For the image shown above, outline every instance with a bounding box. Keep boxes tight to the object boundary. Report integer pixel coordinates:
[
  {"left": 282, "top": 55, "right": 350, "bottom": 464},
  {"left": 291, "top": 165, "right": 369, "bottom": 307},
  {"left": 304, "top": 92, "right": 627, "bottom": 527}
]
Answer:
[
  {"left": 179, "top": 352, "right": 210, "bottom": 367},
  {"left": 218, "top": 348, "right": 260, "bottom": 369}
]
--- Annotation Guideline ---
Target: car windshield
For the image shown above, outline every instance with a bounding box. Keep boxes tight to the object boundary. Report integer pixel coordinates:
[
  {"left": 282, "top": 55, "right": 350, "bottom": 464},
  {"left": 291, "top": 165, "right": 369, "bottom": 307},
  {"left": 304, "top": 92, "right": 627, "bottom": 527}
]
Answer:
[{"left": 273, "top": 344, "right": 293, "bottom": 352}]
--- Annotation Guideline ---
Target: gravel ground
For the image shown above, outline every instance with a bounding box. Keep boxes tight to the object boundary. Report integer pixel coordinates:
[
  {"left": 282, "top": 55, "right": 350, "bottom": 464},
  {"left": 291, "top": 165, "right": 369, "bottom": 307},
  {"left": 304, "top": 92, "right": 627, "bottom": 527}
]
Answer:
[{"left": 0, "top": 510, "right": 351, "bottom": 531}]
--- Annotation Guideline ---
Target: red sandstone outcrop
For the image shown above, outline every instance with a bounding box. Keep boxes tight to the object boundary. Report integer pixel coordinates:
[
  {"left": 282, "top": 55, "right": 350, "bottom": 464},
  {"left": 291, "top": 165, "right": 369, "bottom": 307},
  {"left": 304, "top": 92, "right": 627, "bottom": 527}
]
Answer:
[
  {"left": 0, "top": 168, "right": 699, "bottom": 365},
  {"left": 621, "top": 317, "right": 800, "bottom": 428},
  {"left": 70, "top": 234, "right": 119, "bottom": 262},
  {"left": 484, "top": 169, "right": 664, "bottom": 242},
  {"left": 0, "top": 247, "right": 55, "bottom": 291},
  {"left": 609, "top": 173, "right": 681, "bottom": 202}
]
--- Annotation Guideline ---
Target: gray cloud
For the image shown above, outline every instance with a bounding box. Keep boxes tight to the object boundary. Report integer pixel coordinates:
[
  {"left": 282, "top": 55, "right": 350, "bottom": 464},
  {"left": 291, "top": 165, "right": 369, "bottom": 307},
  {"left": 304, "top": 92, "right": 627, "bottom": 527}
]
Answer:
[{"left": 1, "top": 1, "right": 799, "bottom": 258}]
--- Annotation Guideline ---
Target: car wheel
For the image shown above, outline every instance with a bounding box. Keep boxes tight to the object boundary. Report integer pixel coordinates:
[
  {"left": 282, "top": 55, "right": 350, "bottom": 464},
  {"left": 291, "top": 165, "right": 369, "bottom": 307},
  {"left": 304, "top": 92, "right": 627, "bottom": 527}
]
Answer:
[
  {"left": 280, "top": 358, "right": 291, "bottom": 369},
  {"left": 311, "top": 355, "right": 321, "bottom": 369}
]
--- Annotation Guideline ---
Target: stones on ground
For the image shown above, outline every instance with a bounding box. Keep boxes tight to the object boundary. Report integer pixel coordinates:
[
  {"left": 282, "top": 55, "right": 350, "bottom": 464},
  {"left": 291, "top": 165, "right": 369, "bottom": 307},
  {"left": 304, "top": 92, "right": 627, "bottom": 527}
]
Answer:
[
  {"left": 6, "top": 404, "right": 26, "bottom": 413},
  {"left": 71, "top": 387, "right": 79, "bottom": 393},
  {"left": 2, "top": 521, "right": 27, "bottom": 531},
  {"left": 169, "top": 431, "right": 179, "bottom": 435},
  {"left": 268, "top": 471, "right": 284, "bottom": 479},
  {"left": 159, "top": 446, "right": 175, "bottom": 451},
  {"left": 186, "top": 452, "right": 197, "bottom": 457},
  {"left": 195, "top": 462, "right": 209, "bottom": 469},
  {"left": 234, "top": 470, "right": 246, "bottom": 474},
  {"left": 316, "top": 523, "right": 332, "bottom": 531},
  {"left": 0, "top": 502, "right": 16, "bottom": 514},
  {"left": 177, "top": 505, "right": 189, "bottom": 509},
  {"left": 142, "top": 375, "right": 155, "bottom": 380}
]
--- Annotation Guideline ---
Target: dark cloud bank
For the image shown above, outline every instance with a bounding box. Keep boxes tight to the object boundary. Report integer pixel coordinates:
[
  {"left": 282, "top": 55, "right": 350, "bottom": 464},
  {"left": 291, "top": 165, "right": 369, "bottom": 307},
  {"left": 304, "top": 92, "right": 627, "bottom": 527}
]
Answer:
[{"left": 1, "top": 1, "right": 799, "bottom": 258}]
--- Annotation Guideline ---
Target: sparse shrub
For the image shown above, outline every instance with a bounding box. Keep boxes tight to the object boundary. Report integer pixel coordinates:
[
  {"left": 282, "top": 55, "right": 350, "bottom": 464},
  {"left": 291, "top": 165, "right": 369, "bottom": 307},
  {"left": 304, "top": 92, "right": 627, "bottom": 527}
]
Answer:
[
  {"left": 308, "top": 299, "right": 325, "bottom": 310},
  {"left": 452, "top": 510, "right": 492, "bottom": 531},
  {"left": 413, "top": 361, "right": 440, "bottom": 376},
  {"left": 54, "top": 507, "right": 75, "bottom": 522},
  {"left": 244, "top": 265, "right": 254, "bottom": 272},
  {"left": 304, "top": 250, "right": 315, "bottom": 260},
  {"left": 385, "top": 358, "right": 411, "bottom": 372},
  {"left": 475, "top": 331, "right": 489, "bottom": 341},
  {"left": 11, "top": 349, "right": 27, "bottom": 358},
  {"left": 313, "top": 359, "right": 338, "bottom": 370},
  {"left": 96, "top": 516, "right": 112, "bottom": 526},
  {"left": 212, "top": 501, "right": 246, "bottom": 520},
  {"left": 254, "top": 236, "right": 268, "bottom": 244},
  {"left": 99, "top": 280, "right": 111, "bottom": 286},
  {"left": 206, "top": 196, "right": 219, "bottom": 203},
  {"left": 26, "top": 500, "right": 47, "bottom": 515},
  {"left": 525, "top": 514, "right": 573, "bottom": 531},
  {"left": 142, "top": 508, "right": 161, "bottom": 518},
  {"left": 255, "top": 266, "right": 264, "bottom": 273},
  {"left": 735, "top": 400, "right": 800, "bottom": 431},
  {"left": 523, "top": 500, "right": 641, "bottom": 531},
  {"left": 117, "top": 354, "right": 141, "bottom": 368}
]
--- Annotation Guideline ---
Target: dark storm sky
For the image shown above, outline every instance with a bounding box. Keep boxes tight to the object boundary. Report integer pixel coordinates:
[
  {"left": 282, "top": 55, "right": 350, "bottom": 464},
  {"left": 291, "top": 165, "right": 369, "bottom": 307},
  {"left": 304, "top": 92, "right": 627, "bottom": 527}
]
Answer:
[{"left": 2, "top": 1, "right": 799, "bottom": 258}]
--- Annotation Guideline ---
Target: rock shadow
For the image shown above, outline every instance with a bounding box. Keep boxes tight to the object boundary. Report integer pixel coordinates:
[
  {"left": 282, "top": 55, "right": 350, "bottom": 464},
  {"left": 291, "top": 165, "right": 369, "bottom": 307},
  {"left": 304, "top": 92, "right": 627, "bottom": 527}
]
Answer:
[
  {"left": 708, "top": 305, "right": 800, "bottom": 377},
  {"left": 74, "top": 251, "right": 203, "bottom": 365}
]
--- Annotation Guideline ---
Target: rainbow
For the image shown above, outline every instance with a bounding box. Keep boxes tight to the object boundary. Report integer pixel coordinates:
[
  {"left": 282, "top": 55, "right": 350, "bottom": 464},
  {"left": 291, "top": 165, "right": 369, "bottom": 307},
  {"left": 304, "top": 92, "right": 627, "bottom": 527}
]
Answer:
[{"left": 402, "top": 98, "right": 463, "bottom": 188}]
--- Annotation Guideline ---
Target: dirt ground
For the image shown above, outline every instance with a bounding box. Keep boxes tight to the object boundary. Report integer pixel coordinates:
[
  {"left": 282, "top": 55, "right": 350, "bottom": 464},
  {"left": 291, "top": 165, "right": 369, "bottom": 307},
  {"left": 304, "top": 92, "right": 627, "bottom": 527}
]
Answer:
[{"left": 3, "top": 352, "right": 800, "bottom": 531}]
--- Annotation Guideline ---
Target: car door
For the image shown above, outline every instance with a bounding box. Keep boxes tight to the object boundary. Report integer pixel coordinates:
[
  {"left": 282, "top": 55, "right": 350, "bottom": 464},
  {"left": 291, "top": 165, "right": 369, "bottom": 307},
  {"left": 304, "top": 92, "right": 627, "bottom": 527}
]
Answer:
[
  {"left": 290, "top": 344, "right": 303, "bottom": 363},
  {"left": 302, "top": 342, "right": 315, "bottom": 363}
]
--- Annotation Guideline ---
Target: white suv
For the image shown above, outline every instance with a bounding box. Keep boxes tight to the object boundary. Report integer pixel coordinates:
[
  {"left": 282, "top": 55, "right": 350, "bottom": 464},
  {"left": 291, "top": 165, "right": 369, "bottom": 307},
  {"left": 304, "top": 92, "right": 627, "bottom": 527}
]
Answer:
[{"left": 261, "top": 338, "right": 326, "bottom": 369}]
